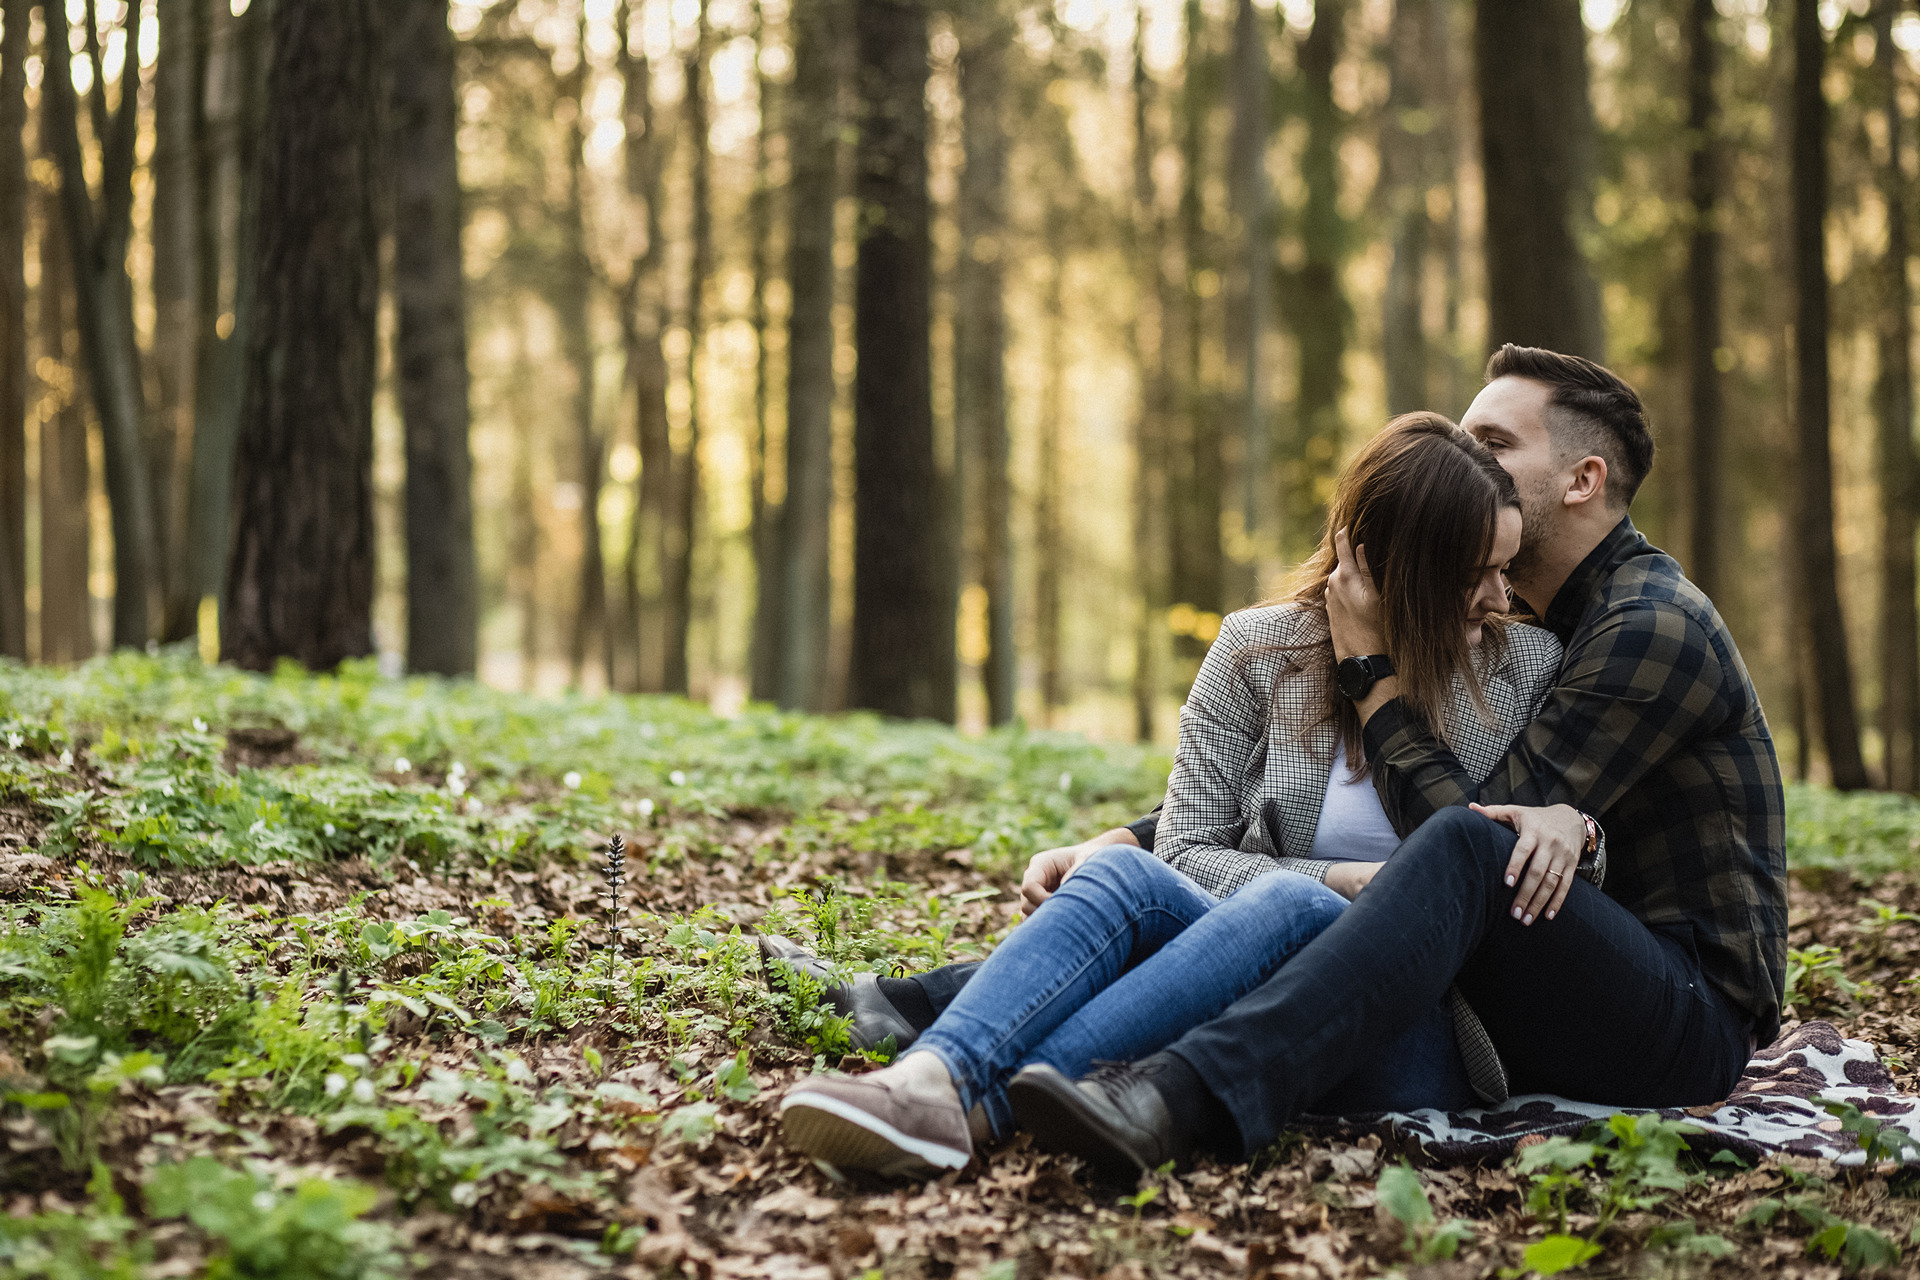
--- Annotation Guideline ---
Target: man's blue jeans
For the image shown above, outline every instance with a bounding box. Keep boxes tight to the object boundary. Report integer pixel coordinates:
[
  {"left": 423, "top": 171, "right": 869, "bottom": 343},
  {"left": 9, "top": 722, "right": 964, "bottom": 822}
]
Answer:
[{"left": 910, "top": 846, "right": 1472, "bottom": 1137}]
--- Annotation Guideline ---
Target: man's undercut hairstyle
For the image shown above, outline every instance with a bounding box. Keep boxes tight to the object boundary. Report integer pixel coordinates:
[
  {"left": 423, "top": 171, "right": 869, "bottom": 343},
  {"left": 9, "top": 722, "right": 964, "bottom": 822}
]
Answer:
[{"left": 1485, "top": 343, "right": 1654, "bottom": 507}]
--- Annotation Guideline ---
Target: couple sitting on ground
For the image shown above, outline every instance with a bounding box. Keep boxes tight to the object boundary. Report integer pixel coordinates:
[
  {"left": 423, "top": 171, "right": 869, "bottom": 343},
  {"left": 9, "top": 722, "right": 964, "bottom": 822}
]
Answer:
[{"left": 768, "top": 344, "right": 1786, "bottom": 1180}]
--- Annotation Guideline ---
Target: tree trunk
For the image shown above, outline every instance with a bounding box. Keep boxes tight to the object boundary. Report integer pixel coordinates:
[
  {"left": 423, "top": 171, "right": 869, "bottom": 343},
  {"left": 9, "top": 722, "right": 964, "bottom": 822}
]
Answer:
[
  {"left": 1684, "top": 0, "right": 1724, "bottom": 603},
  {"left": 850, "top": 0, "right": 952, "bottom": 721},
  {"left": 780, "top": 0, "right": 841, "bottom": 712},
  {"left": 617, "top": 0, "right": 672, "bottom": 694},
  {"left": 563, "top": 29, "right": 605, "bottom": 688},
  {"left": 0, "top": 0, "right": 26, "bottom": 659},
  {"left": 747, "top": 0, "right": 784, "bottom": 704},
  {"left": 36, "top": 169, "right": 89, "bottom": 663},
  {"left": 1474, "top": 0, "right": 1603, "bottom": 360},
  {"left": 1224, "top": 0, "right": 1269, "bottom": 594},
  {"left": 663, "top": 0, "right": 709, "bottom": 697},
  {"left": 184, "top": 0, "right": 263, "bottom": 630},
  {"left": 1787, "top": 0, "right": 1867, "bottom": 789},
  {"left": 151, "top": 0, "right": 198, "bottom": 642},
  {"left": 1172, "top": 0, "right": 1222, "bottom": 629},
  {"left": 955, "top": 13, "right": 1012, "bottom": 725},
  {"left": 1381, "top": 0, "right": 1454, "bottom": 417},
  {"left": 1130, "top": 0, "right": 1169, "bottom": 743},
  {"left": 41, "top": 0, "right": 155, "bottom": 647},
  {"left": 1876, "top": 3, "right": 1919, "bottom": 793},
  {"left": 1036, "top": 220, "right": 1065, "bottom": 723},
  {"left": 1289, "top": 0, "right": 1347, "bottom": 547},
  {"left": 222, "top": 0, "right": 381, "bottom": 672},
  {"left": 391, "top": 0, "right": 477, "bottom": 677}
]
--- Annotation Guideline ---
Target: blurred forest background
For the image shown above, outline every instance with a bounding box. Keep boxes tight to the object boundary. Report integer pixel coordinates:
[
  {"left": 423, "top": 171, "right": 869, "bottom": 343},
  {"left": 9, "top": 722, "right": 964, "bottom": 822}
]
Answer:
[{"left": 1, "top": 0, "right": 1918, "bottom": 789}]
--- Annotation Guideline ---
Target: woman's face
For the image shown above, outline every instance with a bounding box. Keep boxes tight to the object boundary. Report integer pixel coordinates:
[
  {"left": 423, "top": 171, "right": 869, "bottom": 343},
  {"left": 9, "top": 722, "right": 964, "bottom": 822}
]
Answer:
[{"left": 1464, "top": 506, "right": 1522, "bottom": 646}]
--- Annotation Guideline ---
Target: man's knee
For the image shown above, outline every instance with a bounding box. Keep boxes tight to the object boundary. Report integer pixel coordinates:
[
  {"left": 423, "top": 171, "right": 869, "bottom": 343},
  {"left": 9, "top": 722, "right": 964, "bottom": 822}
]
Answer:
[{"left": 1404, "top": 806, "right": 1516, "bottom": 882}]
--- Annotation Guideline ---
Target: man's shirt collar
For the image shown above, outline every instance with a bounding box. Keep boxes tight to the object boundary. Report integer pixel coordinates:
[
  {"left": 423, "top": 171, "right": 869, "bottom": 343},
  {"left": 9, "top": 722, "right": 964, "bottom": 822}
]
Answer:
[{"left": 1536, "top": 515, "right": 1644, "bottom": 645}]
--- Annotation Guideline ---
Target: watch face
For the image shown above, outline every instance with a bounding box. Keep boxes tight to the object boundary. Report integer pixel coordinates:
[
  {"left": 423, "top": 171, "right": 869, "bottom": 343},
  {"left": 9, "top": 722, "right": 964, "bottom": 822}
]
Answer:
[{"left": 1336, "top": 657, "right": 1370, "bottom": 700}]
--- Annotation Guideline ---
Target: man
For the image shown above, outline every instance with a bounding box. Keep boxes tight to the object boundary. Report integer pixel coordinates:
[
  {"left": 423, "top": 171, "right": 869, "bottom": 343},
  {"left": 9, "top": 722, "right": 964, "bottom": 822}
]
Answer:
[{"left": 997, "top": 345, "right": 1785, "bottom": 1174}]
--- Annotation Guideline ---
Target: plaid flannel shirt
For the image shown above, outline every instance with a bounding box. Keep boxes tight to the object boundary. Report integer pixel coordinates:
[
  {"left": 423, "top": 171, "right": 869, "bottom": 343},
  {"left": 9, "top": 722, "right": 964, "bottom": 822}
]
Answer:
[{"left": 1361, "top": 516, "right": 1788, "bottom": 1043}]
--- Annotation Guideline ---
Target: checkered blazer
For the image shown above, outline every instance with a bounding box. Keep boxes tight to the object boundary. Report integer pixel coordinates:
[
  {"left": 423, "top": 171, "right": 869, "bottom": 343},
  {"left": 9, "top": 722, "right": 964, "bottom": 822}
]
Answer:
[{"left": 1156, "top": 602, "right": 1565, "bottom": 1103}]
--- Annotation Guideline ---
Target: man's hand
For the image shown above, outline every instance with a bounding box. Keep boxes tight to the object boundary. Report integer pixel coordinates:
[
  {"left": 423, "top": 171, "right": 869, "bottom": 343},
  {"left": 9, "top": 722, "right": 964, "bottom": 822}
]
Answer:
[
  {"left": 1324, "top": 860, "right": 1383, "bottom": 900},
  {"left": 1020, "top": 827, "right": 1140, "bottom": 912},
  {"left": 1325, "top": 528, "right": 1387, "bottom": 661},
  {"left": 1469, "top": 802, "right": 1585, "bottom": 925}
]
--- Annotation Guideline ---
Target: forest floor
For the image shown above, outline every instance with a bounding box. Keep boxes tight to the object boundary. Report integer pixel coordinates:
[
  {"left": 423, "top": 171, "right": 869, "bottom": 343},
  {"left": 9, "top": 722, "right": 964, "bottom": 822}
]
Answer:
[{"left": 2, "top": 654, "right": 1920, "bottom": 1279}]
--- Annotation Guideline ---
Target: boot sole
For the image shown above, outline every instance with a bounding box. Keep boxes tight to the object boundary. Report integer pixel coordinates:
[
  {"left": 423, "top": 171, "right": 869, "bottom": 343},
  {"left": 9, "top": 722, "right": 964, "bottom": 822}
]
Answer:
[
  {"left": 780, "top": 1089, "right": 970, "bottom": 1179},
  {"left": 1008, "top": 1068, "right": 1152, "bottom": 1182}
]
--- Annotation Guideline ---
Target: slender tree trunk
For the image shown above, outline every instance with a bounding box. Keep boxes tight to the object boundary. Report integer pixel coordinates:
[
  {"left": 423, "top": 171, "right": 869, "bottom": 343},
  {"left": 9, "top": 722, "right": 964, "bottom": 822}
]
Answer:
[
  {"left": 222, "top": 0, "right": 382, "bottom": 671},
  {"left": 1474, "top": 0, "right": 1603, "bottom": 360},
  {"left": 1173, "top": 0, "right": 1222, "bottom": 627},
  {"left": 1684, "top": 0, "right": 1724, "bottom": 602},
  {"left": 1787, "top": 0, "right": 1867, "bottom": 789},
  {"left": 1382, "top": 0, "right": 1449, "bottom": 416},
  {"left": 662, "top": 0, "right": 709, "bottom": 696},
  {"left": 391, "top": 0, "right": 476, "bottom": 676},
  {"left": 41, "top": 0, "right": 155, "bottom": 647},
  {"left": 617, "top": 1, "right": 671, "bottom": 693},
  {"left": 779, "top": 0, "right": 839, "bottom": 711},
  {"left": 955, "top": 14, "right": 1012, "bottom": 725},
  {"left": 1289, "top": 0, "right": 1347, "bottom": 546},
  {"left": 1224, "top": 0, "right": 1269, "bottom": 594},
  {"left": 1036, "top": 220, "right": 1066, "bottom": 723},
  {"left": 0, "top": 0, "right": 26, "bottom": 658},
  {"left": 850, "top": 0, "right": 952, "bottom": 721},
  {"left": 747, "top": 0, "right": 784, "bottom": 704},
  {"left": 1130, "top": 2, "right": 1168, "bottom": 743},
  {"left": 36, "top": 169, "right": 89, "bottom": 663},
  {"left": 151, "top": 0, "right": 198, "bottom": 642},
  {"left": 1876, "top": 3, "right": 1919, "bottom": 793},
  {"left": 563, "top": 31, "right": 605, "bottom": 688},
  {"left": 185, "top": 0, "right": 261, "bottom": 628}
]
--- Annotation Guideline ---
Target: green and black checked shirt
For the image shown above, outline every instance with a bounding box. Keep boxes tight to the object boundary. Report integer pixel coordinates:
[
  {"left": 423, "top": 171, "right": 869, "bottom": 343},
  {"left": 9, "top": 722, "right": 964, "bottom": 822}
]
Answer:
[{"left": 1360, "top": 516, "right": 1788, "bottom": 1043}]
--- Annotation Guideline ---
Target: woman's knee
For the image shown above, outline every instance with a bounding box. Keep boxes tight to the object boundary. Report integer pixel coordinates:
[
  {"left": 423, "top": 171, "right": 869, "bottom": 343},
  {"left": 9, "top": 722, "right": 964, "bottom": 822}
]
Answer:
[
  {"left": 1071, "top": 843, "right": 1173, "bottom": 891},
  {"left": 1235, "top": 868, "right": 1347, "bottom": 928}
]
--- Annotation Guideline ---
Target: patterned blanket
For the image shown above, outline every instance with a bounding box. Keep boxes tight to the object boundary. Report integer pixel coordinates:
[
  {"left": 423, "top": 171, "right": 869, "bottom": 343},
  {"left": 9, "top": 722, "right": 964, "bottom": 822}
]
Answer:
[{"left": 1306, "top": 1022, "right": 1920, "bottom": 1166}]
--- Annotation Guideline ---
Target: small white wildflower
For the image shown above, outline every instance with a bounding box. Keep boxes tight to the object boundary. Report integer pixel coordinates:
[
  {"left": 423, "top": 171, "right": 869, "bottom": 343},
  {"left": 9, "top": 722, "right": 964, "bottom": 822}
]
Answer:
[
  {"left": 57, "top": 749, "right": 71, "bottom": 767},
  {"left": 342, "top": 1054, "right": 370, "bottom": 1070},
  {"left": 1059, "top": 772, "right": 1073, "bottom": 793},
  {"left": 668, "top": 770, "right": 686, "bottom": 787},
  {"left": 448, "top": 776, "right": 466, "bottom": 797},
  {"left": 637, "top": 797, "right": 655, "bottom": 818},
  {"left": 393, "top": 757, "right": 412, "bottom": 773},
  {"left": 352, "top": 1078, "right": 375, "bottom": 1104},
  {"left": 322, "top": 822, "right": 336, "bottom": 837},
  {"left": 252, "top": 1190, "right": 276, "bottom": 1212},
  {"left": 5, "top": 733, "right": 20, "bottom": 750},
  {"left": 465, "top": 796, "right": 482, "bottom": 814},
  {"left": 324, "top": 1072, "right": 348, "bottom": 1097},
  {"left": 159, "top": 781, "right": 173, "bottom": 797},
  {"left": 192, "top": 718, "right": 208, "bottom": 733},
  {"left": 563, "top": 770, "right": 582, "bottom": 790},
  {"left": 449, "top": 761, "right": 466, "bottom": 778}
]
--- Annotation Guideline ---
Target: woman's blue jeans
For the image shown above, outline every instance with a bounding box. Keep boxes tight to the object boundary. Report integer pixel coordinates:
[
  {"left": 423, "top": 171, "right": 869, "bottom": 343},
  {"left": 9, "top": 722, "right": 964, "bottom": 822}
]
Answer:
[{"left": 910, "top": 846, "right": 1473, "bottom": 1138}]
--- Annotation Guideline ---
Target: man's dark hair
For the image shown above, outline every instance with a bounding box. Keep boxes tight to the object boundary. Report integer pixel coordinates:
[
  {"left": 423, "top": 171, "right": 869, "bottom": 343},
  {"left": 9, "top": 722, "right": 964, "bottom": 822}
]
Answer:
[{"left": 1484, "top": 343, "right": 1654, "bottom": 506}]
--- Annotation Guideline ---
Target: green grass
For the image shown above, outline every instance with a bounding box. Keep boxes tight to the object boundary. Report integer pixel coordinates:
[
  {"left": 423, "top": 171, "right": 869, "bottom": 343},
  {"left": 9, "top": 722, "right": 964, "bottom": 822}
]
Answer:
[{"left": 1785, "top": 783, "right": 1920, "bottom": 879}]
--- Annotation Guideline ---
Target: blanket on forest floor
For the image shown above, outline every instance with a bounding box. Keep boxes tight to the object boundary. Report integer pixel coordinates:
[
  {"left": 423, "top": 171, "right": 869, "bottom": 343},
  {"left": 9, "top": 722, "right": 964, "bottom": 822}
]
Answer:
[{"left": 1305, "top": 1021, "right": 1919, "bottom": 1166}]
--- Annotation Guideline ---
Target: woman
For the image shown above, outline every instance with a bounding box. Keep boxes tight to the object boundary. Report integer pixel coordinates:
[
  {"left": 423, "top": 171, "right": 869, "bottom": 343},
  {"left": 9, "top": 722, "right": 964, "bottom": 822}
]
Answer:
[{"left": 778, "top": 414, "right": 1583, "bottom": 1178}]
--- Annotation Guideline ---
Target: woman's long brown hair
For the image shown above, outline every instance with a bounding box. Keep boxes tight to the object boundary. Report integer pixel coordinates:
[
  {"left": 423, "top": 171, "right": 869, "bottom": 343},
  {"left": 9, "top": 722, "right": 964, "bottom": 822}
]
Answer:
[{"left": 1261, "top": 412, "right": 1520, "bottom": 776}]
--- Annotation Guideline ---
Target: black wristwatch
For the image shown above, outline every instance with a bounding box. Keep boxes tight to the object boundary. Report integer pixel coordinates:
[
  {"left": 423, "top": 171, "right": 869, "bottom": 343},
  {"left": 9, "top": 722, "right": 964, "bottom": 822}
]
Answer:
[{"left": 1335, "top": 654, "right": 1395, "bottom": 700}]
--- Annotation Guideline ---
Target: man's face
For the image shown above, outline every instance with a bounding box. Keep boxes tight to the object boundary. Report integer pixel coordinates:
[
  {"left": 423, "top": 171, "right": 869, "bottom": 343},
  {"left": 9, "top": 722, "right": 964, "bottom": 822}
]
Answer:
[{"left": 1461, "top": 377, "right": 1561, "bottom": 580}]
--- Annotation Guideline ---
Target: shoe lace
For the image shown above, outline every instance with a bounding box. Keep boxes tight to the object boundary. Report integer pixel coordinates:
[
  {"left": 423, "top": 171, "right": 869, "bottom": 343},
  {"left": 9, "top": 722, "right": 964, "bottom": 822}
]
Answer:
[{"left": 1084, "top": 1059, "right": 1151, "bottom": 1089}]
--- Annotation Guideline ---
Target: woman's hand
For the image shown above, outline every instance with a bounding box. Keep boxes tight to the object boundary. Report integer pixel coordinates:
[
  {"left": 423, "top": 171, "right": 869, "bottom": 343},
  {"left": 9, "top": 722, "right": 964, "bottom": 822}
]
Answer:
[
  {"left": 1324, "top": 861, "right": 1383, "bottom": 900},
  {"left": 1325, "top": 528, "right": 1386, "bottom": 661},
  {"left": 1019, "top": 828, "right": 1138, "bottom": 911},
  {"left": 1468, "top": 802, "right": 1585, "bottom": 925}
]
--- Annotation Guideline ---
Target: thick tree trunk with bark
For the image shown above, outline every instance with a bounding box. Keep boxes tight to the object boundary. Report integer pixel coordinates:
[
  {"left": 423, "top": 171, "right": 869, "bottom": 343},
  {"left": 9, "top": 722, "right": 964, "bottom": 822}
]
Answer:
[
  {"left": 780, "top": 0, "right": 841, "bottom": 712},
  {"left": 0, "top": 0, "right": 27, "bottom": 658},
  {"left": 42, "top": 0, "right": 155, "bottom": 647},
  {"left": 222, "top": 0, "right": 381, "bottom": 672},
  {"left": 1474, "top": 0, "right": 1603, "bottom": 360},
  {"left": 391, "top": 0, "right": 477, "bottom": 677},
  {"left": 1787, "top": 0, "right": 1867, "bottom": 789},
  {"left": 1289, "top": 0, "right": 1347, "bottom": 547},
  {"left": 1172, "top": 0, "right": 1222, "bottom": 627},
  {"left": 1224, "top": 0, "right": 1269, "bottom": 592},
  {"left": 36, "top": 177, "right": 89, "bottom": 663},
  {"left": 850, "top": 0, "right": 953, "bottom": 721},
  {"left": 1876, "top": 4, "right": 1919, "bottom": 793},
  {"left": 1381, "top": 0, "right": 1455, "bottom": 417},
  {"left": 151, "top": 0, "right": 198, "bottom": 642},
  {"left": 955, "top": 13, "right": 1012, "bottom": 725},
  {"left": 1684, "top": 0, "right": 1724, "bottom": 603}
]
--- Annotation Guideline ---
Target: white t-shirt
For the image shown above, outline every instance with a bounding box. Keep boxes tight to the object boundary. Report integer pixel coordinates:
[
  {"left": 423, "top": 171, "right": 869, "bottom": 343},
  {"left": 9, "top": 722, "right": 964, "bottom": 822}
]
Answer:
[{"left": 1306, "top": 741, "right": 1401, "bottom": 863}]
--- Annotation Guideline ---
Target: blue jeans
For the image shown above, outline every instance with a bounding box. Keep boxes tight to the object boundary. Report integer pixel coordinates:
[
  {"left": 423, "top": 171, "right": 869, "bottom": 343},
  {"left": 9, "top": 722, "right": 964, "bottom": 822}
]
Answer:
[{"left": 910, "top": 846, "right": 1473, "bottom": 1137}]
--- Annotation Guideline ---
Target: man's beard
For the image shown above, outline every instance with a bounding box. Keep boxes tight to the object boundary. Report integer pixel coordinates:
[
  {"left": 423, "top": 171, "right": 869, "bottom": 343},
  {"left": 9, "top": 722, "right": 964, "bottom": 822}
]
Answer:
[{"left": 1503, "top": 476, "right": 1559, "bottom": 600}]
